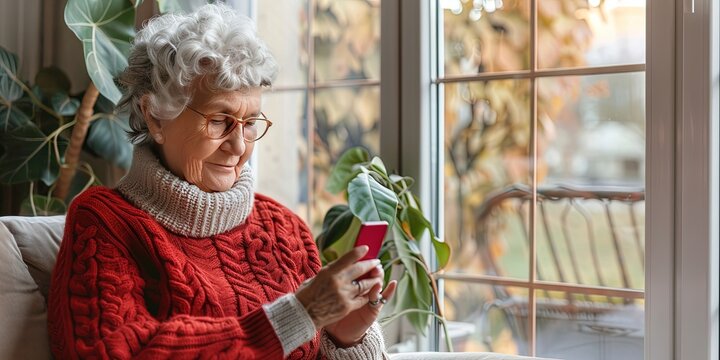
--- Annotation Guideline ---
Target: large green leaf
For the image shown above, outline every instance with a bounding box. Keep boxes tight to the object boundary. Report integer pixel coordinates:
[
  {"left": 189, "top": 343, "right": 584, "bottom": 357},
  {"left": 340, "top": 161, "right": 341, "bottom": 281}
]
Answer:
[
  {"left": 347, "top": 170, "right": 398, "bottom": 226},
  {"left": 64, "top": 0, "right": 135, "bottom": 104},
  {"left": 86, "top": 95, "right": 132, "bottom": 169},
  {"left": 391, "top": 224, "right": 432, "bottom": 334},
  {"left": 158, "top": 0, "right": 212, "bottom": 13},
  {"left": 326, "top": 147, "right": 369, "bottom": 194},
  {"left": 0, "top": 47, "right": 29, "bottom": 132},
  {"left": 322, "top": 217, "right": 362, "bottom": 263},
  {"left": 0, "top": 123, "right": 68, "bottom": 185},
  {"left": 403, "top": 206, "right": 451, "bottom": 269},
  {"left": 0, "top": 47, "right": 23, "bottom": 104},
  {"left": 316, "top": 204, "right": 356, "bottom": 251},
  {"left": 1, "top": 106, "right": 32, "bottom": 132}
]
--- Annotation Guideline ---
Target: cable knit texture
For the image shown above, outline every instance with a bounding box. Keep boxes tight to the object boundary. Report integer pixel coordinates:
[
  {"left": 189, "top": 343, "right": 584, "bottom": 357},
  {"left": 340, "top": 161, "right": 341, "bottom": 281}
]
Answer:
[
  {"left": 47, "top": 146, "right": 387, "bottom": 359},
  {"left": 116, "top": 144, "right": 255, "bottom": 238},
  {"left": 263, "top": 294, "right": 317, "bottom": 356},
  {"left": 321, "top": 323, "right": 388, "bottom": 360}
]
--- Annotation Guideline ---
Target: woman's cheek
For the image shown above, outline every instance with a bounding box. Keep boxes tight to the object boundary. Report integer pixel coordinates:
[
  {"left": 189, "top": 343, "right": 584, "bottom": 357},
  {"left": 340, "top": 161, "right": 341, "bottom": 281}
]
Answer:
[{"left": 185, "top": 158, "right": 205, "bottom": 187}]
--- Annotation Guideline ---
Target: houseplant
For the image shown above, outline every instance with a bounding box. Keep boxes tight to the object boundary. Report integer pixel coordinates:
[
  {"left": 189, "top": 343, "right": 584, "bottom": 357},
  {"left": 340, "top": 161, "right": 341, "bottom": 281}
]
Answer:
[
  {"left": 316, "top": 146, "right": 453, "bottom": 349},
  {"left": 0, "top": 0, "right": 173, "bottom": 214}
]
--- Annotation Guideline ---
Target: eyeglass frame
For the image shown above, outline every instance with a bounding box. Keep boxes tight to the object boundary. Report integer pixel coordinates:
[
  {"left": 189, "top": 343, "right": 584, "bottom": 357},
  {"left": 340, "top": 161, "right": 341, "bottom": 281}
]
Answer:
[{"left": 185, "top": 105, "right": 273, "bottom": 142}]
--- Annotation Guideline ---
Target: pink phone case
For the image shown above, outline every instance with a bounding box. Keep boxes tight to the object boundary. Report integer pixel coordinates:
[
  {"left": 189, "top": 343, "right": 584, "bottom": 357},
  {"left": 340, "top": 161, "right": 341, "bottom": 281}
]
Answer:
[
  {"left": 354, "top": 221, "right": 388, "bottom": 280},
  {"left": 354, "top": 221, "right": 389, "bottom": 262}
]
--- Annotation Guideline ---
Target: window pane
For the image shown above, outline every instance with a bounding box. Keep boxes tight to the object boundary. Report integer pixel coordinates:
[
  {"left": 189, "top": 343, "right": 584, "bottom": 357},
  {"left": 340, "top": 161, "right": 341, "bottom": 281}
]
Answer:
[
  {"left": 442, "top": 281, "right": 529, "bottom": 355},
  {"left": 311, "top": 85, "right": 380, "bottom": 231},
  {"left": 442, "top": 0, "right": 530, "bottom": 75},
  {"left": 535, "top": 290, "right": 644, "bottom": 360},
  {"left": 256, "top": 91, "right": 310, "bottom": 221},
  {"left": 537, "top": 73, "right": 645, "bottom": 289},
  {"left": 257, "top": 1, "right": 309, "bottom": 87},
  {"left": 537, "top": 0, "right": 646, "bottom": 69},
  {"left": 443, "top": 80, "right": 531, "bottom": 278},
  {"left": 313, "top": 0, "right": 381, "bottom": 82},
  {"left": 535, "top": 199, "right": 645, "bottom": 289},
  {"left": 539, "top": 73, "right": 645, "bottom": 186}
]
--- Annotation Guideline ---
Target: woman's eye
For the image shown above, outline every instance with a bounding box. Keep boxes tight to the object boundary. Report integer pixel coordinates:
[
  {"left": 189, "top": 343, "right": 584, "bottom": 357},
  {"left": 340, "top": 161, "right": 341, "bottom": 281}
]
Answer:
[
  {"left": 245, "top": 120, "right": 257, "bottom": 127},
  {"left": 209, "top": 116, "right": 229, "bottom": 125}
]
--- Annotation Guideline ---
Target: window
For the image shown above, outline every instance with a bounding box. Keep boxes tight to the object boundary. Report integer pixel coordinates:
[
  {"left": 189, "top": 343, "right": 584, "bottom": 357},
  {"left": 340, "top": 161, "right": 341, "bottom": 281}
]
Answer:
[
  {"left": 255, "top": 0, "right": 382, "bottom": 230},
  {"left": 434, "top": 1, "right": 646, "bottom": 358}
]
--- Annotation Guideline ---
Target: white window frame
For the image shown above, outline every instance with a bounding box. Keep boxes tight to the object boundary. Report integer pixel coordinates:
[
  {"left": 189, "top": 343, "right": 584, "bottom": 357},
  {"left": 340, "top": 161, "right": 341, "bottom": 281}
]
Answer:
[{"left": 381, "top": 0, "right": 720, "bottom": 358}]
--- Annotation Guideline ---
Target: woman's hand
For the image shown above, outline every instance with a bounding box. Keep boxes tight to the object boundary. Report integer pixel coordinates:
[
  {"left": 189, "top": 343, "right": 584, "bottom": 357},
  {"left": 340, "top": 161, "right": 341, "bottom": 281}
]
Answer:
[
  {"left": 324, "top": 277, "right": 397, "bottom": 347},
  {"left": 295, "top": 246, "right": 384, "bottom": 330}
]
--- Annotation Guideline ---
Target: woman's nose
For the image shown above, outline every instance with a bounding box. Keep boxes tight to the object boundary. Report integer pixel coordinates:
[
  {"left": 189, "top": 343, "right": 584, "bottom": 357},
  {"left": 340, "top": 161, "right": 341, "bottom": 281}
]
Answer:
[{"left": 220, "top": 126, "right": 246, "bottom": 155}]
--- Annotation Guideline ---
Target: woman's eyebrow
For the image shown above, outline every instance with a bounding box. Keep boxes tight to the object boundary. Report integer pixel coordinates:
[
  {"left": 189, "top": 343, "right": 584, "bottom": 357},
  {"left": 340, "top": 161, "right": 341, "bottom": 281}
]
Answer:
[{"left": 203, "top": 101, "right": 259, "bottom": 116}]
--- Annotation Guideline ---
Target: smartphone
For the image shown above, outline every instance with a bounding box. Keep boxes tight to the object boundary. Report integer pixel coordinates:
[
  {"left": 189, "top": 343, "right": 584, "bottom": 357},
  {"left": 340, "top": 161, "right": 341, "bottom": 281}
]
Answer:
[
  {"left": 354, "top": 221, "right": 388, "bottom": 280},
  {"left": 354, "top": 221, "right": 389, "bottom": 262}
]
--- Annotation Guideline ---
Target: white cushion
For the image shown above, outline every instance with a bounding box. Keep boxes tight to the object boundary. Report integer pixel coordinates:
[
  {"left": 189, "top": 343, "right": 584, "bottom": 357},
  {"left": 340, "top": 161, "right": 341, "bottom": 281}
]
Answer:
[
  {"left": 0, "top": 215, "right": 64, "bottom": 360},
  {"left": 389, "top": 352, "right": 551, "bottom": 360}
]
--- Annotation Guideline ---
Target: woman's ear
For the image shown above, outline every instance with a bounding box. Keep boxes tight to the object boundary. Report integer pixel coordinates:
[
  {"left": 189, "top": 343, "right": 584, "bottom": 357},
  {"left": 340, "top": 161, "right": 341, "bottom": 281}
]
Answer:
[{"left": 141, "top": 95, "right": 165, "bottom": 144}]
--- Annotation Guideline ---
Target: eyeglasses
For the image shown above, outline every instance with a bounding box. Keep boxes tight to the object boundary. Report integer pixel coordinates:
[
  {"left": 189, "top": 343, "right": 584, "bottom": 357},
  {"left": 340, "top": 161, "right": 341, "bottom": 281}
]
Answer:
[{"left": 186, "top": 105, "right": 273, "bottom": 142}]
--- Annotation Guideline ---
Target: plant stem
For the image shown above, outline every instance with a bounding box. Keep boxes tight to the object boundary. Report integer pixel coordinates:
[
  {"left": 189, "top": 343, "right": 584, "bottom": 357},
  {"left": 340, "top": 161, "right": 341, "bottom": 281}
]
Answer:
[
  {"left": 54, "top": 82, "right": 99, "bottom": 200},
  {"left": 380, "top": 308, "right": 454, "bottom": 352}
]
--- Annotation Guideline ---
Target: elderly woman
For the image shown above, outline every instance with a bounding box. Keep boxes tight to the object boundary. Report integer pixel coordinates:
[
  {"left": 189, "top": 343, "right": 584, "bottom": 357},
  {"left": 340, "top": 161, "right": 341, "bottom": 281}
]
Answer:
[{"left": 48, "top": 4, "right": 396, "bottom": 359}]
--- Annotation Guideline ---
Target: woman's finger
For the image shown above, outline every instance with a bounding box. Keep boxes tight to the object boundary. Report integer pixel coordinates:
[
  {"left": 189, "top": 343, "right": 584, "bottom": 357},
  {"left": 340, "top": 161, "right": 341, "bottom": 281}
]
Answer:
[
  {"left": 364, "top": 265, "right": 384, "bottom": 279},
  {"left": 327, "top": 245, "right": 369, "bottom": 272},
  {"left": 381, "top": 280, "right": 398, "bottom": 301},
  {"left": 344, "top": 258, "right": 382, "bottom": 280},
  {"left": 355, "top": 277, "right": 383, "bottom": 296}
]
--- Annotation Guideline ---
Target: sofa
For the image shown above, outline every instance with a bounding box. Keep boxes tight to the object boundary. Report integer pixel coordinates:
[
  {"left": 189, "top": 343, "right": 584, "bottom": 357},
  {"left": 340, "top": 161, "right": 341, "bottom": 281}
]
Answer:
[{"left": 0, "top": 215, "right": 549, "bottom": 360}]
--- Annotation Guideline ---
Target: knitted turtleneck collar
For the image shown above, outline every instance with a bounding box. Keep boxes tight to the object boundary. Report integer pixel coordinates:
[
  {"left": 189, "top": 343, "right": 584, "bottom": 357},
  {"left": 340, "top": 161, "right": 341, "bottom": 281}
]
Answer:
[{"left": 116, "top": 144, "right": 255, "bottom": 238}]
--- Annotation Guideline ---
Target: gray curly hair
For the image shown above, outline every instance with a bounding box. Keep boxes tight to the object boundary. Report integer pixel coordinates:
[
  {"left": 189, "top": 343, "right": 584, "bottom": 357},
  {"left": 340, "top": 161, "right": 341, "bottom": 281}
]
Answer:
[{"left": 118, "top": 3, "right": 278, "bottom": 144}]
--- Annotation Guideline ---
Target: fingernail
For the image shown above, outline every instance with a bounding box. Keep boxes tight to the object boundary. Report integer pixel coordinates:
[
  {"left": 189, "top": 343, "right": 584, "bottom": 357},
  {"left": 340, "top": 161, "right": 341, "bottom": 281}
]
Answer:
[
  {"left": 372, "top": 259, "right": 381, "bottom": 265},
  {"left": 358, "top": 245, "right": 369, "bottom": 253}
]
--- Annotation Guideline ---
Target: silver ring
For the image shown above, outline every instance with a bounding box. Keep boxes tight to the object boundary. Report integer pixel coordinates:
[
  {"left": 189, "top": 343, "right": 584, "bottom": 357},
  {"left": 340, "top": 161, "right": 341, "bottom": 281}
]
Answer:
[
  {"left": 380, "top": 297, "right": 388, "bottom": 304},
  {"left": 351, "top": 280, "right": 361, "bottom": 293},
  {"left": 368, "top": 296, "right": 384, "bottom": 307}
]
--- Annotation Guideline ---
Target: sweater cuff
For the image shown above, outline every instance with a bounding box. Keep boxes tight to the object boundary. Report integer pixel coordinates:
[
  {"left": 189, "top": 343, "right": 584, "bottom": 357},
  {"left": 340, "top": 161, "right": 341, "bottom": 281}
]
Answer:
[
  {"left": 320, "top": 322, "right": 386, "bottom": 360},
  {"left": 262, "top": 294, "right": 317, "bottom": 356}
]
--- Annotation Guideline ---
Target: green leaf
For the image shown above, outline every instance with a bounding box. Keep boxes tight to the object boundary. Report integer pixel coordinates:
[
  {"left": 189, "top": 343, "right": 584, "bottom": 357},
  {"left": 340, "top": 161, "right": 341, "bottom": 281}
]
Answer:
[
  {"left": 64, "top": 0, "right": 135, "bottom": 104},
  {"left": 390, "top": 223, "right": 433, "bottom": 334},
  {"left": 322, "top": 217, "right": 361, "bottom": 263},
  {"left": 19, "top": 195, "right": 67, "bottom": 216},
  {"left": 403, "top": 206, "right": 451, "bottom": 270},
  {"left": 369, "top": 156, "right": 387, "bottom": 175},
  {"left": 316, "top": 204, "right": 355, "bottom": 251},
  {"left": 86, "top": 95, "right": 132, "bottom": 169},
  {"left": 0, "top": 46, "right": 23, "bottom": 104},
  {"left": 51, "top": 93, "right": 80, "bottom": 116},
  {"left": 404, "top": 206, "right": 432, "bottom": 240},
  {"left": 0, "top": 105, "right": 32, "bottom": 131},
  {"left": 0, "top": 123, "right": 68, "bottom": 185},
  {"left": 158, "top": 0, "right": 209, "bottom": 13},
  {"left": 431, "top": 236, "right": 451, "bottom": 270},
  {"left": 0, "top": 47, "right": 29, "bottom": 132},
  {"left": 347, "top": 170, "right": 398, "bottom": 226},
  {"left": 326, "top": 147, "right": 369, "bottom": 194}
]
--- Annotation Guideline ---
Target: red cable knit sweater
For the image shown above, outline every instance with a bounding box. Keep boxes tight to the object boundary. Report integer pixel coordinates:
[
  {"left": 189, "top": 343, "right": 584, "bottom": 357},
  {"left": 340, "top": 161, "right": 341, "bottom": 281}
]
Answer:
[{"left": 48, "top": 186, "right": 322, "bottom": 359}]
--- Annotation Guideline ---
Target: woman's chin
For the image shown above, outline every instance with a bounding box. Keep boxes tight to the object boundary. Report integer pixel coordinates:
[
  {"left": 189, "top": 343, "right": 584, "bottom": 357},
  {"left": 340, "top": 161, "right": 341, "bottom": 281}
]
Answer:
[{"left": 196, "top": 176, "right": 236, "bottom": 193}]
